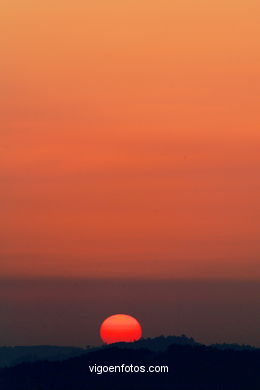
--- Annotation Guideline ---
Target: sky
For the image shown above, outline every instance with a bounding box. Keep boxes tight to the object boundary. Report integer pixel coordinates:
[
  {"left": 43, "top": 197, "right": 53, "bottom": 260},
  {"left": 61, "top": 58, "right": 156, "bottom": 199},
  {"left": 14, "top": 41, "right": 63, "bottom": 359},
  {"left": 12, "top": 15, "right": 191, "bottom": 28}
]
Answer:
[
  {"left": 1, "top": 0, "right": 260, "bottom": 281},
  {"left": 1, "top": 279, "right": 260, "bottom": 347}
]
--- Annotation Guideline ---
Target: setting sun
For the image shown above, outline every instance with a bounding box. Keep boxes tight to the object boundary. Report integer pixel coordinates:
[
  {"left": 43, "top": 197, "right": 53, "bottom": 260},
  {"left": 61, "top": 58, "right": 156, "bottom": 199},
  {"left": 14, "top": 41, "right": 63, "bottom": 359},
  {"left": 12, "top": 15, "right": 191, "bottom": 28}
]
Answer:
[{"left": 100, "top": 314, "right": 142, "bottom": 344}]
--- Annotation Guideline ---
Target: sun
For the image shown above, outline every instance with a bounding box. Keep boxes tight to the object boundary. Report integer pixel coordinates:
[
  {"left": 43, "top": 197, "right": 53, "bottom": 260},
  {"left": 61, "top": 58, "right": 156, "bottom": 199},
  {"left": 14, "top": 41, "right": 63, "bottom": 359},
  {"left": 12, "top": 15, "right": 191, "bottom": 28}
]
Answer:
[{"left": 100, "top": 314, "right": 142, "bottom": 344}]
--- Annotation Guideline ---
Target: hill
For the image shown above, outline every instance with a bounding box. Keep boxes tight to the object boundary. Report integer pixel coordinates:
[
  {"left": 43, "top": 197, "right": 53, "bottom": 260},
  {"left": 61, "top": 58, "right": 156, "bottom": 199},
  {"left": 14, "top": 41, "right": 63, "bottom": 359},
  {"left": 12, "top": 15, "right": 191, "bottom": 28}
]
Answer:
[{"left": 0, "top": 339, "right": 260, "bottom": 389}]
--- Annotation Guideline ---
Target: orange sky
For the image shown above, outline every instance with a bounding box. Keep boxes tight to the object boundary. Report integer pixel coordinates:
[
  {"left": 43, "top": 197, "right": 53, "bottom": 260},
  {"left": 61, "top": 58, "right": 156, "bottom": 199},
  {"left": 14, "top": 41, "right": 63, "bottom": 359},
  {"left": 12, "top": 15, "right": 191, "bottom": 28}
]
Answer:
[{"left": 1, "top": 0, "right": 260, "bottom": 279}]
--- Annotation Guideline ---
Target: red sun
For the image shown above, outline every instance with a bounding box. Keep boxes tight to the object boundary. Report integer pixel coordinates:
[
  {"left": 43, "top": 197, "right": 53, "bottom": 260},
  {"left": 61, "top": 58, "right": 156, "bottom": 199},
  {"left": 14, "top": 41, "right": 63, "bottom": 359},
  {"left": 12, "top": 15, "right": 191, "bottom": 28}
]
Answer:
[{"left": 100, "top": 314, "right": 142, "bottom": 344}]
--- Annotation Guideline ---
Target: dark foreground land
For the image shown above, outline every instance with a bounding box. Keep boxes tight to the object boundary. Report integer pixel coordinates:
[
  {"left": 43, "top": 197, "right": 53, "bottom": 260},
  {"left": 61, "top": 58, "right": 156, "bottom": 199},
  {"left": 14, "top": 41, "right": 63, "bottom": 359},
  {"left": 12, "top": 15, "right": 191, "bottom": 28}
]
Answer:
[{"left": 0, "top": 339, "right": 260, "bottom": 390}]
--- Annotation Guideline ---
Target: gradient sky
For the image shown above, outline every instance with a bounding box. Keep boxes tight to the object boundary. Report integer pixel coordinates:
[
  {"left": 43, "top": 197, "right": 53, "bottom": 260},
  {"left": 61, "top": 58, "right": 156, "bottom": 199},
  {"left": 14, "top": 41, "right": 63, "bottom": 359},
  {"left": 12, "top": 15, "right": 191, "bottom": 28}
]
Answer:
[{"left": 1, "top": 0, "right": 260, "bottom": 279}]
